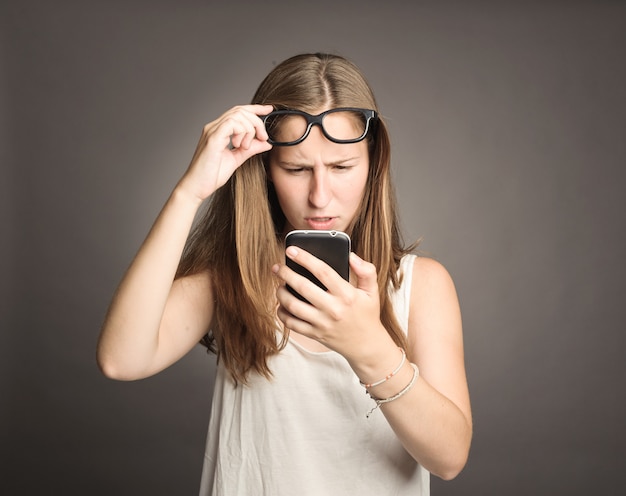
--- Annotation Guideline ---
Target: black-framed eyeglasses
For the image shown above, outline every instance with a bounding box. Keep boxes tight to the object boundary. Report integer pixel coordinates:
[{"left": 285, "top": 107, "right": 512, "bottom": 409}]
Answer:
[{"left": 262, "top": 108, "right": 378, "bottom": 146}]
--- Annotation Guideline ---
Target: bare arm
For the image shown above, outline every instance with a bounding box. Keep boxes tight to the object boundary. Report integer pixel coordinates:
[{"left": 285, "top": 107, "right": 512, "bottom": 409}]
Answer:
[
  {"left": 96, "top": 188, "right": 211, "bottom": 380},
  {"left": 363, "top": 257, "right": 472, "bottom": 480},
  {"left": 97, "top": 104, "right": 273, "bottom": 380}
]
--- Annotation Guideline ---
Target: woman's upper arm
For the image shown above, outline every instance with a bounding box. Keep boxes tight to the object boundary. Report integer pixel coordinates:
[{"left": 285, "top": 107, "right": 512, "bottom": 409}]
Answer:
[
  {"left": 149, "top": 270, "right": 215, "bottom": 375},
  {"left": 408, "top": 257, "right": 472, "bottom": 426}
]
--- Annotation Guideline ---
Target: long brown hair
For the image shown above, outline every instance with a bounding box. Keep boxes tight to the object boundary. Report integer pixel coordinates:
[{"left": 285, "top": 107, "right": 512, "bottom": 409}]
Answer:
[{"left": 177, "top": 53, "right": 412, "bottom": 384}]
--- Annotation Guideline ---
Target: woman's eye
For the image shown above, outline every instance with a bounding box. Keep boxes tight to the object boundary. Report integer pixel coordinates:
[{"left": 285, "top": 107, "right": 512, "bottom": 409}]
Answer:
[{"left": 284, "top": 165, "right": 315, "bottom": 174}]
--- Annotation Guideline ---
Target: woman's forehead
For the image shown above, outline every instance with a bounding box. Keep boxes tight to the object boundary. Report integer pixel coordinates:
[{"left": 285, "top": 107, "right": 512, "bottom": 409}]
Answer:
[{"left": 270, "top": 134, "right": 369, "bottom": 165}]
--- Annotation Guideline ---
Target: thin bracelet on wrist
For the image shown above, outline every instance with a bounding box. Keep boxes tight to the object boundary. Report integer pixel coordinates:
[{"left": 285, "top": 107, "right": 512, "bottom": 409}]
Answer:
[
  {"left": 359, "top": 347, "right": 406, "bottom": 389},
  {"left": 366, "top": 363, "right": 419, "bottom": 418}
]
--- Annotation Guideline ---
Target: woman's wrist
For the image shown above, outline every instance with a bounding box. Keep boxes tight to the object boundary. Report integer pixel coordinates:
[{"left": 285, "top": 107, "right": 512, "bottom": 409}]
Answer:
[
  {"left": 366, "top": 363, "right": 420, "bottom": 418},
  {"left": 360, "top": 358, "right": 417, "bottom": 417},
  {"left": 172, "top": 178, "right": 207, "bottom": 209},
  {"left": 349, "top": 332, "right": 408, "bottom": 386},
  {"left": 359, "top": 347, "right": 406, "bottom": 389}
]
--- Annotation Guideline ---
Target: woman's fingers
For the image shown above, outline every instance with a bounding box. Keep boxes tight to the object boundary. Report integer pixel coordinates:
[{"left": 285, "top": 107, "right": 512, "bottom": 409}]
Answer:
[
  {"left": 273, "top": 246, "right": 384, "bottom": 356},
  {"left": 181, "top": 104, "right": 273, "bottom": 200},
  {"left": 214, "top": 105, "right": 272, "bottom": 145}
]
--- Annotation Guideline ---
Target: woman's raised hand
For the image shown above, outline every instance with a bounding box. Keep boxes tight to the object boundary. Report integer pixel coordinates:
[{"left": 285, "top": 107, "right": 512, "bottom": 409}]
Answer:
[{"left": 178, "top": 104, "right": 274, "bottom": 202}]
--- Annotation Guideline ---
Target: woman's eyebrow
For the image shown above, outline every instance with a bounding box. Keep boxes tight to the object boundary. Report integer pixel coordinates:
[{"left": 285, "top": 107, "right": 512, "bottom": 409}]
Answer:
[
  {"left": 276, "top": 159, "right": 311, "bottom": 167},
  {"left": 277, "top": 156, "right": 360, "bottom": 167},
  {"left": 325, "top": 156, "right": 360, "bottom": 165}
]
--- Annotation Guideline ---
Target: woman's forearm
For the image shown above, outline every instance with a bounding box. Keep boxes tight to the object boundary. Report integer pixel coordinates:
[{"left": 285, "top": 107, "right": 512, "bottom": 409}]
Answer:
[{"left": 377, "top": 370, "right": 472, "bottom": 480}]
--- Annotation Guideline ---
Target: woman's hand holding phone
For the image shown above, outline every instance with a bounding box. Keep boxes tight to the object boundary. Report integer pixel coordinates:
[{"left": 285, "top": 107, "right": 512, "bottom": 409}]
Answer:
[{"left": 274, "top": 235, "right": 391, "bottom": 363}]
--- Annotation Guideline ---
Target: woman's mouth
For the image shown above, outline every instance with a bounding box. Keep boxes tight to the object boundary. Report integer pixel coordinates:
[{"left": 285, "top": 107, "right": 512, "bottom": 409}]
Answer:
[{"left": 305, "top": 217, "right": 336, "bottom": 230}]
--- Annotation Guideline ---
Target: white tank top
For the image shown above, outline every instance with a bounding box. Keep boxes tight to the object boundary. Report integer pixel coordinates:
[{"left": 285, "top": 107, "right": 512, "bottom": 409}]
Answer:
[{"left": 199, "top": 254, "right": 429, "bottom": 495}]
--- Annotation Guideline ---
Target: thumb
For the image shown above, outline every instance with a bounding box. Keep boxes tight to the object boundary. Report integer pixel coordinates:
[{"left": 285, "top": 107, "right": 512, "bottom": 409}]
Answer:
[{"left": 349, "top": 252, "right": 379, "bottom": 295}]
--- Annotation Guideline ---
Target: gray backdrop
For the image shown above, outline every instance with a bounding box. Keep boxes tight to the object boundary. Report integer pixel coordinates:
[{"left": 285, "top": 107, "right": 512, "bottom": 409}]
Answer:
[{"left": 2, "top": 1, "right": 625, "bottom": 494}]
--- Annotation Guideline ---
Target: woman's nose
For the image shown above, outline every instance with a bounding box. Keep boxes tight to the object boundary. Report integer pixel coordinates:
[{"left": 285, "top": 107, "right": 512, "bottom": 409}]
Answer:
[{"left": 308, "top": 169, "right": 331, "bottom": 208}]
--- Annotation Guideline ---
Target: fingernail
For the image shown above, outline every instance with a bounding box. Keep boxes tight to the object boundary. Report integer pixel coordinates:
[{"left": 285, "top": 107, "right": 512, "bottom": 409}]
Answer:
[{"left": 286, "top": 246, "right": 298, "bottom": 257}]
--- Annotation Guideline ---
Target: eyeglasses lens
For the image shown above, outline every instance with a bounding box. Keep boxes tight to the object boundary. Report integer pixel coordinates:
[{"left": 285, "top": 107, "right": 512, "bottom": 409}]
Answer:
[
  {"left": 323, "top": 110, "right": 368, "bottom": 141},
  {"left": 266, "top": 114, "right": 308, "bottom": 144},
  {"left": 265, "top": 110, "right": 369, "bottom": 145}
]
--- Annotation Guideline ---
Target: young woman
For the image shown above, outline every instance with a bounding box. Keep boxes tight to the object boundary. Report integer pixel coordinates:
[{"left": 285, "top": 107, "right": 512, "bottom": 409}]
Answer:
[{"left": 97, "top": 53, "right": 472, "bottom": 495}]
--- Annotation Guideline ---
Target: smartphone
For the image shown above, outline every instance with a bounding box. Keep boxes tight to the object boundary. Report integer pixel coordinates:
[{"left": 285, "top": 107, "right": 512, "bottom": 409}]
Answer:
[{"left": 285, "top": 230, "right": 351, "bottom": 302}]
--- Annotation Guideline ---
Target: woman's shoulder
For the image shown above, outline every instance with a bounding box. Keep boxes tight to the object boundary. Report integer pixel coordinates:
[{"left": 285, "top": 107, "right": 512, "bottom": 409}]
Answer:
[
  {"left": 411, "top": 254, "right": 453, "bottom": 280},
  {"left": 409, "top": 255, "right": 459, "bottom": 309}
]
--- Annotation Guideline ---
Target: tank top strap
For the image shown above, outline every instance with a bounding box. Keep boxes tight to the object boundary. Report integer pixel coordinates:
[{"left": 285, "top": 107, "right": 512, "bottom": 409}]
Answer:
[{"left": 389, "top": 254, "right": 417, "bottom": 335}]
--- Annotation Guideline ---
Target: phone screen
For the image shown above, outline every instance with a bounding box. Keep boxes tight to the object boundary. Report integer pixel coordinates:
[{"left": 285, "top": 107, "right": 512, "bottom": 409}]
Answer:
[{"left": 285, "top": 230, "right": 350, "bottom": 301}]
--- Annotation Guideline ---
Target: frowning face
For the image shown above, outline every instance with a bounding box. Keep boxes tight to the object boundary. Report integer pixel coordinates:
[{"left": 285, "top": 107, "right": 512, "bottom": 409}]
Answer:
[{"left": 267, "top": 110, "right": 370, "bottom": 234}]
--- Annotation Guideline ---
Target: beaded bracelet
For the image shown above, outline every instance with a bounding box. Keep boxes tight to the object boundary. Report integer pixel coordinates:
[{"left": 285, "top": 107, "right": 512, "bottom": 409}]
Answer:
[
  {"left": 359, "top": 347, "right": 406, "bottom": 389},
  {"left": 366, "top": 363, "right": 419, "bottom": 418}
]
